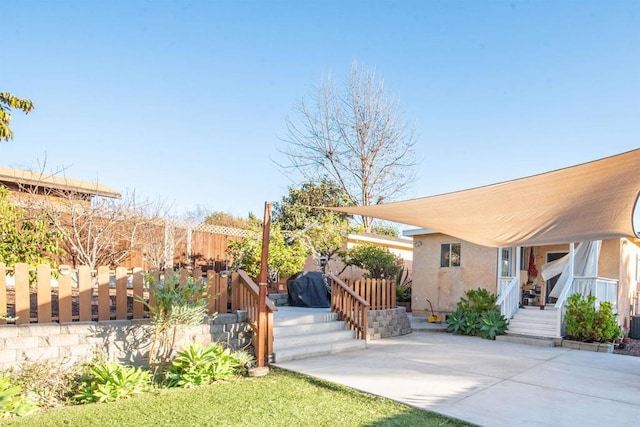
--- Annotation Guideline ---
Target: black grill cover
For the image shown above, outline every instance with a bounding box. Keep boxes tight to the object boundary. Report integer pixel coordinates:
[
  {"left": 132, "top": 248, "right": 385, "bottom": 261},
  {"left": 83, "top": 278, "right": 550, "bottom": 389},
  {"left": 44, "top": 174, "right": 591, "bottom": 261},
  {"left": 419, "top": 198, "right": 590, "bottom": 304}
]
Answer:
[{"left": 287, "top": 271, "right": 330, "bottom": 308}]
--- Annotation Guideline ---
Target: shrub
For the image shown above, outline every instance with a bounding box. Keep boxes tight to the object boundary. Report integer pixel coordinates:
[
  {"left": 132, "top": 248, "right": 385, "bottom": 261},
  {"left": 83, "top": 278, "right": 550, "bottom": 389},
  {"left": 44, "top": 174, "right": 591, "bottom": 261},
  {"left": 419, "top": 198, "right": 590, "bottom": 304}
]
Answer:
[
  {"left": 8, "top": 360, "right": 82, "bottom": 409},
  {"left": 447, "top": 288, "right": 508, "bottom": 339},
  {"left": 338, "top": 244, "right": 404, "bottom": 280},
  {"left": 75, "top": 362, "right": 152, "bottom": 404},
  {"left": 565, "top": 293, "right": 621, "bottom": 342},
  {"left": 139, "top": 274, "right": 210, "bottom": 374},
  {"left": 0, "top": 375, "right": 37, "bottom": 418},
  {"left": 457, "top": 288, "right": 497, "bottom": 314},
  {"left": 166, "top": 343, "right": 245, "bottom": 388},
  {"left": 395, "top": 267, "right": 412, "bottom": 303}
]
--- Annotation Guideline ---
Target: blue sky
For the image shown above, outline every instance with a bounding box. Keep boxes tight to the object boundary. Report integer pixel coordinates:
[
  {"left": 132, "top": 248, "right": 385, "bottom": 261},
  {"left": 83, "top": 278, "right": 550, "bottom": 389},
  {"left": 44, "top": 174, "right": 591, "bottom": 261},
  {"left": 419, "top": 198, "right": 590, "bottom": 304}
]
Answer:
[{"left": 2, "top": 1, "right": 639, "bottom": 224}]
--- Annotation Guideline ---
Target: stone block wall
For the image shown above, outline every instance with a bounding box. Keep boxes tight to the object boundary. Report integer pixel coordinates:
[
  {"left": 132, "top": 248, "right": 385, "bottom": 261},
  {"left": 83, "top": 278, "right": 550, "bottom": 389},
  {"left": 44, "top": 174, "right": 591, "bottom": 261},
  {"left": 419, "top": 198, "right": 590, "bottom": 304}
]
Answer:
[
  {"left": 367, "top": 307, "right": 412, "bottom": 340},
  {"left": 0, "top": 312, "right": 252, "bottom": 371}
]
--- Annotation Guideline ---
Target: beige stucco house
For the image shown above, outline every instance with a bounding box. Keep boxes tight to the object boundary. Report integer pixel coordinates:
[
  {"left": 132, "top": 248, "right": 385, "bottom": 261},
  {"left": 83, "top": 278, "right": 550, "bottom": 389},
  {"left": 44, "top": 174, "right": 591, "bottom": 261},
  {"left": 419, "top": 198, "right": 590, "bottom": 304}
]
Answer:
[{"left": 404, "top": 229, "right": 640, "bottom": 335}]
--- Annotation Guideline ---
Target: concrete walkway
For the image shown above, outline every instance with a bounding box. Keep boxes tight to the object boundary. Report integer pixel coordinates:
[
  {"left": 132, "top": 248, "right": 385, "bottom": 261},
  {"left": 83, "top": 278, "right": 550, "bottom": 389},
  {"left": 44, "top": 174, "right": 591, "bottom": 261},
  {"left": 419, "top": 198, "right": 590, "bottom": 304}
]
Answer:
[{"left": 274, "top": 315, "right": 640, "bottom": 426}]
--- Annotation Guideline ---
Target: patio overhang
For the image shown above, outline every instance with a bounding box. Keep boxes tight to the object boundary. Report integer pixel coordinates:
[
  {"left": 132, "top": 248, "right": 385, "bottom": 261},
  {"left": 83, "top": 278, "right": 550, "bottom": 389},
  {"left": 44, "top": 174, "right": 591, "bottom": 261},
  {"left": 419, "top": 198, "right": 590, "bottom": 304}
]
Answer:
[{"left": 323, "top": 149, "right": 640, "bottom": 248}]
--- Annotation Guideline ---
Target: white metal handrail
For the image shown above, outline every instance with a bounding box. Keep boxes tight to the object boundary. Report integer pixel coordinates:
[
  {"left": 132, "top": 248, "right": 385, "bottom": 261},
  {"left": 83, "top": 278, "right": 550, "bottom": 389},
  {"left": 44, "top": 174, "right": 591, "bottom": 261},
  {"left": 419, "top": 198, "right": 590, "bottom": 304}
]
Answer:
[{"left": 496, "top": 276, "right": 519, "bottom": 319}]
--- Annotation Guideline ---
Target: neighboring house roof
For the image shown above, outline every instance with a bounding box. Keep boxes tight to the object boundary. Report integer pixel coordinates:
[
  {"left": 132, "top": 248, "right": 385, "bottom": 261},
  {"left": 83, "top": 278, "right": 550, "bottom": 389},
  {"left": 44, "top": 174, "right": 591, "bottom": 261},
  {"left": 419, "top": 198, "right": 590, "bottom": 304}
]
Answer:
[
  {"left": 0, "top": 167, "right": 121, "bottom": 199},
  {"left": 324, "top": 149, "right": 640, "bottom": 248},
  {"left": 348, "top": 232, "right": 413, "bottom": 248}
]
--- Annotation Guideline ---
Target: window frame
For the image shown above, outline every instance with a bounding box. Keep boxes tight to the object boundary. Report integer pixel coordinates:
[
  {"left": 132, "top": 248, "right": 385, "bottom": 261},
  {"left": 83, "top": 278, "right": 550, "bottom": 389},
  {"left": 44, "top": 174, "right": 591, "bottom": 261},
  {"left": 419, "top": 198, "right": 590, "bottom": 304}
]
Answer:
[{"left": 440, "top": 243, "right": 461, "bottom": 268}]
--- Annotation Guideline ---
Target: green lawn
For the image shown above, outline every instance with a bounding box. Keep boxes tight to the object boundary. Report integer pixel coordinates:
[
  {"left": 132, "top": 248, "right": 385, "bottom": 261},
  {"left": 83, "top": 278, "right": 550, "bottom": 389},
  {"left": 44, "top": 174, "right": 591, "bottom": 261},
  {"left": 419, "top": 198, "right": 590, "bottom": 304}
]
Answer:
[{"left": 5, "top": 368, "right": 472, "bottom": 427}]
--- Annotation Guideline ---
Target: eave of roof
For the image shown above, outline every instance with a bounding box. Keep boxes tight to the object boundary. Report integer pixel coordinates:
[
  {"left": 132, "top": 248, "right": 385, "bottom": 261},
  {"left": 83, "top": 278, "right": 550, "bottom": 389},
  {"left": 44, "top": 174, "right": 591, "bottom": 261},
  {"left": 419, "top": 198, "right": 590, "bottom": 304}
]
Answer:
[{"left": 0, "top": 167, "right": 121, "bottom": 199}]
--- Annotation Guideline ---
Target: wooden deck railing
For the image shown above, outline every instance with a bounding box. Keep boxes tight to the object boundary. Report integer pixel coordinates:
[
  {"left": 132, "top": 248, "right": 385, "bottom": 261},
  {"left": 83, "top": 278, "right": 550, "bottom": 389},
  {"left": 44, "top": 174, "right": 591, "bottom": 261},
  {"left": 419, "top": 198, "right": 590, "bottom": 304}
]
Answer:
[
  {"left": 231, "top": 270, "right": 277, "bottom": 367},
  {"left": 0, "top": 262, "right": 227, "bottom": 325},
  {"left": 328, "top": 274, "right": 369, "bottom": 340},
  {"left": 346, "top": 277, "right": 396, "bottom": 310}
]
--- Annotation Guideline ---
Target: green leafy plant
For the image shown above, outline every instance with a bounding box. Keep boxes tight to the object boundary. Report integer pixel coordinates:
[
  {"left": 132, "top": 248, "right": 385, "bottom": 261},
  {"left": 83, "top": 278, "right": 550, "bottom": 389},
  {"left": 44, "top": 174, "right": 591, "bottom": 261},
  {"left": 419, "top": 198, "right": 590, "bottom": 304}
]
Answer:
[
  {"left": 75, "top": 362, "right": 152, "bottom": 404},
  {"left": 395, "top": 267, "right": 412, "bottom": 303},
  {"left": 139, "top": 274, "right": 210, "bottom": 375},
  {"left": 479, "top": 310, "right": 509, "bottom": 340},
  {"left": 0, "top": 186, "right": 63, "bottom": 273},
  {"left": 232, "top": 349, "right": 256, "bottom": 376},
  {"left": 461, "top": 311, "right": 482, "bottom": 336},
  {"left": 457, "top": 288, "right": 497, "bottom": 314},
  {"left": 338, "top": 243, "right": 404, "bottom": 279},
  {"left": 0, "top": 375, "right": 37, "bottom": 418},
  {"left": 447, "top": 288, "right": 507, "bottom": 339},
  {"left": 227, "top": 217, "right": 307, "bottom": 281},
  {"left": 166, "top": 343, "right": 244, "bottom": 388},
  {"left": 445, "top": 309, "right": 466, "bottom": 334},
  {"left": 565, "top": 293, "right": 621, "bottom": 342}
]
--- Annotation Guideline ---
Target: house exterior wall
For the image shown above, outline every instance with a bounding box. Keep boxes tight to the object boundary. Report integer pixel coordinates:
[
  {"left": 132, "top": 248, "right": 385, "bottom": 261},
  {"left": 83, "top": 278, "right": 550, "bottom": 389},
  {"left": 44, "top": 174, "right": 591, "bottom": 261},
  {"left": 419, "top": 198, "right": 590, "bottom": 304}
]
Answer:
[
  {"left": 411, "top": 235, "right": 634, "bottom": 327},
  {"left": 411, "top": 233, "right": 497, "bottom": 318}
]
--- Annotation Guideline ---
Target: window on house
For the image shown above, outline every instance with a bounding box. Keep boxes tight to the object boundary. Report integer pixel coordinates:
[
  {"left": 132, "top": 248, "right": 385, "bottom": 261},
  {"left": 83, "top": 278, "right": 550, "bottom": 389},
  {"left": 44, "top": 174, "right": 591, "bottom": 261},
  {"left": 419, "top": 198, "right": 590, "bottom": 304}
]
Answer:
[
  {"left": 440, "top": 243, "right": 461, "bottom": 267},
  {"left": 501, "top": 248, "right": 513, "bottom": 277}
]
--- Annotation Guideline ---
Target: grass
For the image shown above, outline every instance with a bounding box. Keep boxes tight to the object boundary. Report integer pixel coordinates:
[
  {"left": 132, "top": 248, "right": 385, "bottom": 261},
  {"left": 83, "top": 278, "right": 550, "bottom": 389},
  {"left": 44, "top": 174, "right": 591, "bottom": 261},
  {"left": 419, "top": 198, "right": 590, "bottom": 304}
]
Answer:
[{"left": 4, "top": 368, "right": 472, "bottom": 427}]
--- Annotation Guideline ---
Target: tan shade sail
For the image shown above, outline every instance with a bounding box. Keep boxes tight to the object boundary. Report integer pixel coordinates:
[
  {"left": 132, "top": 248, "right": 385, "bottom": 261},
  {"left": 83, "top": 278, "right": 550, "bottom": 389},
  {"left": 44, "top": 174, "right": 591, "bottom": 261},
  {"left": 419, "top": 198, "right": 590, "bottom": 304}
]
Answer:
[{"left": 324, "top": 149, "right": 640, "bottom": 247}]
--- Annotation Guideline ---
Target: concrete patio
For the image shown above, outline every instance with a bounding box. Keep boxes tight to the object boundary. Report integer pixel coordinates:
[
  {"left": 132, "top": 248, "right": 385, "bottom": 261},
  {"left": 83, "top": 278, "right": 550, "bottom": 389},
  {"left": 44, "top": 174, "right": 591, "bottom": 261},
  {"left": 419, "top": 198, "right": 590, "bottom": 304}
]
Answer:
[{"left": 274, "top": 315, "right": 640, "bottom": 426}]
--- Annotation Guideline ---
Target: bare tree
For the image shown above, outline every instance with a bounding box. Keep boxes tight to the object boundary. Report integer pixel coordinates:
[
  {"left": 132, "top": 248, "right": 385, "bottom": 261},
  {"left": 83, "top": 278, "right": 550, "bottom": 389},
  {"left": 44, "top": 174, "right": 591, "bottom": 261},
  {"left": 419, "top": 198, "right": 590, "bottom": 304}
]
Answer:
[
  {"left": 136, "top": 199, "right": 181, "bottom": 271},
  {"left": 34, "top": 189, "right": 147, "bottom": 270},
  {"left": 277, "top": 62, "right": 417, "bottom": 232}
]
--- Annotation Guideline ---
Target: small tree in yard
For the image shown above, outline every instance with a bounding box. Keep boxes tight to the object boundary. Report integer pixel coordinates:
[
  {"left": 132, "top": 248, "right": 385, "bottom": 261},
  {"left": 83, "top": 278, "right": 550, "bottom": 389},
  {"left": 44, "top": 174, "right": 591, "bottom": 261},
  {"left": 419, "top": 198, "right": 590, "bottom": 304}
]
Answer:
[
  {"left": 338, "top": 243, "right": 403, "bottom": 280},
  {"left": 139, "top": 274, "right": 209, "bottom": 377},
  {"left": 0, "top": 186, "right": 62, "bottom": 268},
  {"left": 227, "top": 215, "right": 307, "bottom": 283},
  {"left": 273, "top": 179, "right": 353, "bottom": 269}
]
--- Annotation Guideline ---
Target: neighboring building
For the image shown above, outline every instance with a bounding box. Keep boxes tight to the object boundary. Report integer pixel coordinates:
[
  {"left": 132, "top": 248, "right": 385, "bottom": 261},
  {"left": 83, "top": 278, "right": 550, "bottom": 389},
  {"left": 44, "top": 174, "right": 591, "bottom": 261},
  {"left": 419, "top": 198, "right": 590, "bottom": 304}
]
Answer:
[
  {"left": 303, "top": 232, "right": 413, "bottom": 280},
  {"left": 0, "top": 166, "right": 121, "bottom": 205},
  {"left": 404, "top": 227, "right": 640, "bottom": 335}
]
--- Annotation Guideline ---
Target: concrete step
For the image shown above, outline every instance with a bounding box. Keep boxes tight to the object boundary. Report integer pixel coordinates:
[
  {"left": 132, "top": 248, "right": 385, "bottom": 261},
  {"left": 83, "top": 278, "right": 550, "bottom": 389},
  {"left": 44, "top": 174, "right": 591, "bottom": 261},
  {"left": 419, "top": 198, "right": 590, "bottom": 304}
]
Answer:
[
  {"left": 497, "top": 334, "right": 558, "bottom": 347},
  {"left": 274, "top": 320, "right": 348, "bottom": 338},
  {"left": 274, "top": 310, "right": 338, "bottom": 327},
  {"left": 272, "top": 307, "right": 366, "bottom": 362},
  {"left": 508, "top": 324, "right": 558, "bottom": 336},
  {"left": 274, "top": 338, "right": 366, "bottom": 363},
  {"left": 274, "top": 329, "right": 357, "bottom": 350}
]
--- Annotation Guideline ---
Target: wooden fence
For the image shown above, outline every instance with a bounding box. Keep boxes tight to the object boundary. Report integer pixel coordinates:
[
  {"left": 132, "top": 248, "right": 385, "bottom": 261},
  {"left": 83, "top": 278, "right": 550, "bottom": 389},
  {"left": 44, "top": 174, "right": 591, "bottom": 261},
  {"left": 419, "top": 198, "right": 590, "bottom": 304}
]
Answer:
[
  {"left": 342, "top": 277, "right": 397, "bottom": 310},
  {"left": 0, "top": 263, "right": 229, "bottom": 325}
]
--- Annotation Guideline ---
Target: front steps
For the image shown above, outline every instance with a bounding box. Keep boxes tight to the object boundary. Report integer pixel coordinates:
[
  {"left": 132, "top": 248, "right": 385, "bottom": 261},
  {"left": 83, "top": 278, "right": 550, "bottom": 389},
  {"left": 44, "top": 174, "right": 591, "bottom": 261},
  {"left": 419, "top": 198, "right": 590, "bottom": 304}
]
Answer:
[
  {"left": 505, "top": 305, "right": 561, "bottom": 340},
  {"left": 272, "top": 307, "right": 366, "bottom": 363}
]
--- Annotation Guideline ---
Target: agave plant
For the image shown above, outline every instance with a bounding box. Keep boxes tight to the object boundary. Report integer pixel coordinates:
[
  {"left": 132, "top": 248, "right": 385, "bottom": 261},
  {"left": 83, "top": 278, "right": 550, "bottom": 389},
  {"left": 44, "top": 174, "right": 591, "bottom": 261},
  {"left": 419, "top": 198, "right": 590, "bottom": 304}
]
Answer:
[{"left": 479, "top": 310, "right": 509, "bottom": 340}]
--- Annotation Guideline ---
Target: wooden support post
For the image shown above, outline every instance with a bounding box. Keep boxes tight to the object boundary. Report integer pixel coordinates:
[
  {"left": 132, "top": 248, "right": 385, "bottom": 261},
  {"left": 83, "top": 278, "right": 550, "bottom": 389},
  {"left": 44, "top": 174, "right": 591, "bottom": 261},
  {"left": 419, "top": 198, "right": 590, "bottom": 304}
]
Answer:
[{"left": 256, "top": 201, "right": 272, "bottom": 367}]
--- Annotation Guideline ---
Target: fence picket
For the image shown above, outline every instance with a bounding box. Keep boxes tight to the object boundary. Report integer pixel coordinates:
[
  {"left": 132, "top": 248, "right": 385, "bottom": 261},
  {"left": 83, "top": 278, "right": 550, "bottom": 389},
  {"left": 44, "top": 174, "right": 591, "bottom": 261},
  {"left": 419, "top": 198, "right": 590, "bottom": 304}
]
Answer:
[
  {"left": 37, "top": 264, "right": 52, "bottom": 323},
  {"left": 78, "top": 266, "right": 92, "bottom": 321},
  {"left": 116, "top": 267, "right": 127, "bottom": 320},
  {"left": 132, "top": 267, "right": 145, "bottom": 319},
  {"left": 58, "top": 265, "right": 72, "bottom": 323},
  {"left": 14, "top": 264, "right": 29, "bottom": 325},
  {"left": 98, "top": 266, "right": 110, "bottom": 321}
]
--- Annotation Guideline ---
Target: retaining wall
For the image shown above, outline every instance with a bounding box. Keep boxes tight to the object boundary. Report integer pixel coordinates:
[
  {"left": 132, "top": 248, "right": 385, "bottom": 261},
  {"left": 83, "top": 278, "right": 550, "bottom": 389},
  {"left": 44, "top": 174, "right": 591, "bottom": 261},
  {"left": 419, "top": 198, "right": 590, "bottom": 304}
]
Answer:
[
  {"left": 367, "top": 307, "right": 412, "bottom": 340},
  {"left": 0, "top": 312, "right": 252, "bottom": 371}
]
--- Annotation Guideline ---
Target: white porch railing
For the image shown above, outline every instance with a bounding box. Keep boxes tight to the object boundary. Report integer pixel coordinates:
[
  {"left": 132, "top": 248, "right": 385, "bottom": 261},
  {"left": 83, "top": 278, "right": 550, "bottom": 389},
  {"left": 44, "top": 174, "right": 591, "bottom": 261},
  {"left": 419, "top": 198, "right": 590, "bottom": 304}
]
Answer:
[
  {"left": 496, "top": 276, "right": 519, "bottom": 319},
  {"left": 554, "top": 276, "right": 618, "bottom": 337}
]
